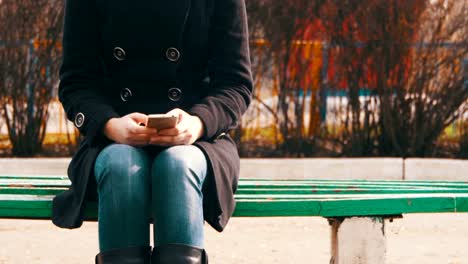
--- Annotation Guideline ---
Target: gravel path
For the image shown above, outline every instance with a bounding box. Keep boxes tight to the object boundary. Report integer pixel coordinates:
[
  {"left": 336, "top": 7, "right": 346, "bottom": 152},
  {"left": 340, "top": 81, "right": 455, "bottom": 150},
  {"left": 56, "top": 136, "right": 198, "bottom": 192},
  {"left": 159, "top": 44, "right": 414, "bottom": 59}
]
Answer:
[{"left": 0, "top": 214, "right": 467, "bottom": 263}]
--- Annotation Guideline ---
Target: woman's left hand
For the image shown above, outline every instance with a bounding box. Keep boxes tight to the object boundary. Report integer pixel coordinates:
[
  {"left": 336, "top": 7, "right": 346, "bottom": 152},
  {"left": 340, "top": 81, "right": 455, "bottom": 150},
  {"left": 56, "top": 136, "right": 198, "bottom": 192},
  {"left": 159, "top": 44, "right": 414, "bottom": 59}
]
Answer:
[{"left": 148, "top": 108, "right": 205, "bottom": 146}]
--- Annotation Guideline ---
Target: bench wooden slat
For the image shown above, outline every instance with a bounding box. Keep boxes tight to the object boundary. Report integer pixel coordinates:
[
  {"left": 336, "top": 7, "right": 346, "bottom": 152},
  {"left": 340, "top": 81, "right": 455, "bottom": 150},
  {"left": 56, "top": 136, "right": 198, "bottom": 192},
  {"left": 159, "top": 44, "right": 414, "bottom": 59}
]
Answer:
[
  {"left": 3, "top": 175, "right": 468, "bottom": 185},
  {"left": 2, "top": 177, "right": 468, "bottom": 197},
  {"left": 0, "top": 188, "right": 65, "bottom": 195},
  {"left": 3, "top": 187, "right": 468, "bottom": 196},
  {"left": 234, "top": 197, "right": 468, "bottom": 217},
  {"left": 2, "top": 178, "right": 468, "bottom": 189},
  {"left": 0, "top": 179, "right": 71, "bottom": 187},
  {"left": 1, "top": 193, "right": 467, "bottom": 218},
  {"left": 0, "top": 175, "right": 69, "bottom": 180},
  {"left": 239, "top": 181, "right": 468, "bottom": 189},
  {"left": 3, "top": 193, "right": 468, "bottom": 201},
  {"left": 237, "top": 188, "right": 468, "bottom": 194}
]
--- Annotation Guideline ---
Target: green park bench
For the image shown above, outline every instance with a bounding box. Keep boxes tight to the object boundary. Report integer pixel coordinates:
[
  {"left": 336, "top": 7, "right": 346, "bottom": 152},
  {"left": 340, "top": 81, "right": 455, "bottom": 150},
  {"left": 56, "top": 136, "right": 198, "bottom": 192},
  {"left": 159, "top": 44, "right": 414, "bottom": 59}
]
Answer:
[{"left": 1, "top": 174, "right": 468, "bottom": 263}]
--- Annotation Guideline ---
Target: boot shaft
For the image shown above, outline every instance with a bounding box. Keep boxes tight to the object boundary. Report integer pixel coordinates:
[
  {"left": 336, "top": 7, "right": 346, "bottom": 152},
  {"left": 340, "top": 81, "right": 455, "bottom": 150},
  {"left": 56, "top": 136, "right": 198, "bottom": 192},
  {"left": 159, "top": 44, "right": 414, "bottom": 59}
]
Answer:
[
  {"left": 151, "top": 244, "right": 208, "bottom": 264},
  {"left": 95, "top": 246, "right": 152, "bottom": 264}
]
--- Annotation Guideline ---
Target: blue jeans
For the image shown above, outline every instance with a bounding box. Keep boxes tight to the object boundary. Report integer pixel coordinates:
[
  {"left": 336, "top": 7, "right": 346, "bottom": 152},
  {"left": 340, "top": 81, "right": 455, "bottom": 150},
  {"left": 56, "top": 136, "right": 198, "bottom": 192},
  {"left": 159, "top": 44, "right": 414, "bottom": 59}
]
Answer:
[{"left": 93, "top": 143, "right": 208, "bottom": 252}]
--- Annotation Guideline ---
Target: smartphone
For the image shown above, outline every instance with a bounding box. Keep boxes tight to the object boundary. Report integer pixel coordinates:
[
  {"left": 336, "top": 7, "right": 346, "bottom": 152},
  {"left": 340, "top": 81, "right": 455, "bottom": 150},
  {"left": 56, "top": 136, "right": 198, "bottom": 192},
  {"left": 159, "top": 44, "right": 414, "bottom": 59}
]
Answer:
[{"left": 144, "top": 114, "right": 179, "bottom": 130}]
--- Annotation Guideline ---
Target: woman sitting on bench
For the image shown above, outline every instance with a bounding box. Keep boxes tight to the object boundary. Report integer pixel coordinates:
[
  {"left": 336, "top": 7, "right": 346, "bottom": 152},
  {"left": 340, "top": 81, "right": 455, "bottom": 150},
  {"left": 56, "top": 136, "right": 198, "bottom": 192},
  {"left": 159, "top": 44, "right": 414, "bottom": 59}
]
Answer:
[{"left": 51, "top": 0, "right": 253, "bottom": 263}]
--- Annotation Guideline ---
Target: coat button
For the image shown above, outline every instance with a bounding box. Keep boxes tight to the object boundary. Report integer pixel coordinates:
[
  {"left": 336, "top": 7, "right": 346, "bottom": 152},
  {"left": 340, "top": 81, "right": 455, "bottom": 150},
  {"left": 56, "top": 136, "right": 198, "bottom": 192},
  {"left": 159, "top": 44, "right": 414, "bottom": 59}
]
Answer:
[
  {"left": 167, "top": 87, "right": 182, "bottom": 101},
  {"left": 166, "top": 47, "right": 180, "bottom": 62},
  {"left": 113, "top": 47, "right": 126, "bottom": 61},
  {"left": 74, "top": 112, "right": 85, "bottom": 128},
  {"left": 216, "top": 132, "right": 227, "bottom": 140},
  {"left": 213, "top": 132, "right": 227, "bottom": 142},
  {"left": 120, "top": 87, "right": 132, "bottom": 102}
]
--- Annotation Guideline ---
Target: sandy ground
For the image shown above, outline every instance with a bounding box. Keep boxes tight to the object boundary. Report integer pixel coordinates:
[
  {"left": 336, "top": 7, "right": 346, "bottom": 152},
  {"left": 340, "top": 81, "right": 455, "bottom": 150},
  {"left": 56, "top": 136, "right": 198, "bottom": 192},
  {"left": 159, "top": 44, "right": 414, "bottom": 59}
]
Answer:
[{"left": 0, "top": 214, "right": 467, "bottom": 264}]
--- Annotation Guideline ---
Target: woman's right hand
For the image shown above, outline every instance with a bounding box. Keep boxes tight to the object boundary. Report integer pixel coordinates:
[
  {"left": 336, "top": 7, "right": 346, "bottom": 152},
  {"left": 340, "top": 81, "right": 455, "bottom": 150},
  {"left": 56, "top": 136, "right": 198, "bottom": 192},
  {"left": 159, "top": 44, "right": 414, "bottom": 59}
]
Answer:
[{"left": 102, "top": 112, "right": 158, "bottom": 146}]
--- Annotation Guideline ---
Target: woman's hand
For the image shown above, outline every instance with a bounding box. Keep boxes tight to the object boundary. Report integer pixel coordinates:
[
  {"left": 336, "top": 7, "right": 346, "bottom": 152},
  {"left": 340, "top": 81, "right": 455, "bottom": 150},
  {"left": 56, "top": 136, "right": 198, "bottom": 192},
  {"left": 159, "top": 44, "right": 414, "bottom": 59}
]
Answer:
[
  {"left": 102, "top": 112, "right": 157, "bottom": 146},
  {"left": 149, "top": 108, "right": 205, "bottom": 146}
]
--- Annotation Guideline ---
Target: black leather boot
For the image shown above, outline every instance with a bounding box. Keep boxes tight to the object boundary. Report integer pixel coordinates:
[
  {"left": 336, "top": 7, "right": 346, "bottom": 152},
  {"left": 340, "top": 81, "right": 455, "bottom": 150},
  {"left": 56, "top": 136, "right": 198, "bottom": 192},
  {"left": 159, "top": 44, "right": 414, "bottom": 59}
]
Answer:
[
  {"left": 95, "top": 246, "right": 152, "bottom": 264},
  {"left": 151, "top": 244, "right": 208, "bottom": 264}
]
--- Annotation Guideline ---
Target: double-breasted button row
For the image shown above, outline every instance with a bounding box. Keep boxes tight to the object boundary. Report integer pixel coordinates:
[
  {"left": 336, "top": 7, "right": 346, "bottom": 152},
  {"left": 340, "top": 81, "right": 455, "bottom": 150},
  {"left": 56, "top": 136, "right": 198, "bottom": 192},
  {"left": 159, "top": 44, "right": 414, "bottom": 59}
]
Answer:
[
  {"left": 117, "top": 87, "right": 183, "bottom": 102},
  {"left": 74, "top": 112, "right": 85, "bottom": 128},
  {"left": 112, "top": 46, "right": 181, "bottom": 62}
]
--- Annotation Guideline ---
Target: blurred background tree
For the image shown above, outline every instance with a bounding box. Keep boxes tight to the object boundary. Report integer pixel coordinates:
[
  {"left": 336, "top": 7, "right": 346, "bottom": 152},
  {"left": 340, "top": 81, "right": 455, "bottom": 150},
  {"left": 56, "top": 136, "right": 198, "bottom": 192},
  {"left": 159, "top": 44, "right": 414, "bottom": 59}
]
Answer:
[
  {"left": 0, "top": 0, "right": 466, "bottom": 158},
  {"left": 246, "top": 0, "right": 328, "bottom": 156},
  {"left": 0, "top": 0, "right": 63, "bottom": 156},
  {"left": 243, "top": 0, "right": 467, "bottom": 157}
]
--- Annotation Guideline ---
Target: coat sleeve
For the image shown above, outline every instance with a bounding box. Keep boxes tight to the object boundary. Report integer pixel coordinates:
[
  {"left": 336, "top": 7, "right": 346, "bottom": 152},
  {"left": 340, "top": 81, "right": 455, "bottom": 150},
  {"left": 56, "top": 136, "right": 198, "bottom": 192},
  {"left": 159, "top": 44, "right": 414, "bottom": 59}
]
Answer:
[
  {"left": 58, "top": 0, "right": 120, "bottom": 146},
  {"left": 186, "top": 0, "right": 253, "bottom": 141}
]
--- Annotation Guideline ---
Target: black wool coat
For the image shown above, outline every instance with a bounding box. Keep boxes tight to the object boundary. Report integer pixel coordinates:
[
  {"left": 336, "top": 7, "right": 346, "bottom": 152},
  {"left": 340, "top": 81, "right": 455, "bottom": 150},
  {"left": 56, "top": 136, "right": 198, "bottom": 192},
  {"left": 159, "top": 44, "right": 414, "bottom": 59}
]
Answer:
[{"left": 51, "top": 0, "right": 253, "bottom": 232}]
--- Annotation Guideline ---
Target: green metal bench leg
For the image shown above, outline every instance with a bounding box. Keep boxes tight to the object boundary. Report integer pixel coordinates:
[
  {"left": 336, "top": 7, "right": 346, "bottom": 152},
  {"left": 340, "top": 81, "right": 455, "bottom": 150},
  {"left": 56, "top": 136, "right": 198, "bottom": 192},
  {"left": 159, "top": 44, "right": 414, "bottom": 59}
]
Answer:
[{"left": 328, "top": 217, "right": 396, "bottom": 264}]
